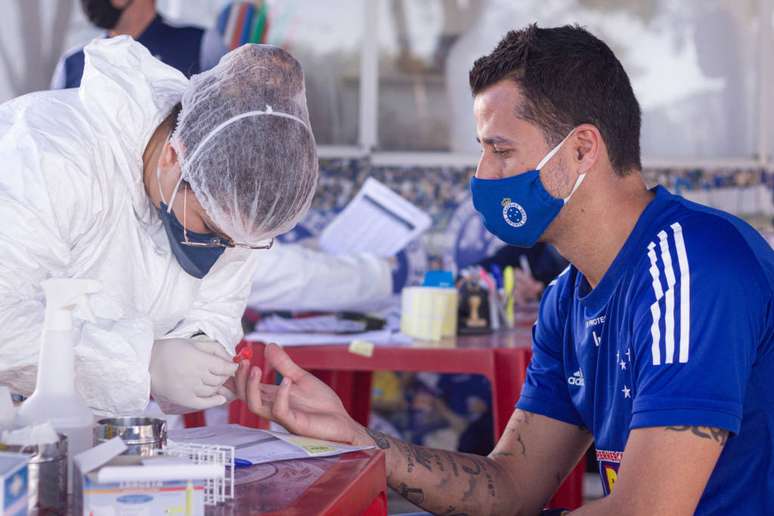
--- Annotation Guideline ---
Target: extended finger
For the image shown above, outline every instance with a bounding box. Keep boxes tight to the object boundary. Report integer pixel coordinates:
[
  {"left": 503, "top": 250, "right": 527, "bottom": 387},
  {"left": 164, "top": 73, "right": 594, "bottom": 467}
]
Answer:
[
  {"left": 235, "top": 360, "right": 250, "bottom": 400},
  {"left": 272, "top": 377, "right": 294, "bottom": 427},
  {"left": 265, "top": 343, "right": 306, "bottom": 382},
  {"left": 245, "top": 367, "right": 269, "bottom": 417}
]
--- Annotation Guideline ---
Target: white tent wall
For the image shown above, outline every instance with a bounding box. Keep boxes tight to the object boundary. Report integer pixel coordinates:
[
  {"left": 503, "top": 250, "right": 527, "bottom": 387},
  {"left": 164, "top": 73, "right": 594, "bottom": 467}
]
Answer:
[{"left": 0, "top": 0, "right": 771, "bottom": 169}]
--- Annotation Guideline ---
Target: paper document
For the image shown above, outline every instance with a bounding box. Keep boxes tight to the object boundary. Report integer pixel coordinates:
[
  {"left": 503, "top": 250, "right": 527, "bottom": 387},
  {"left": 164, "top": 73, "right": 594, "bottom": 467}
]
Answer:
[
  {"left": 319, "top": 178, "right": 432, "bottom": 256},
  {"left": 244, "top": 329, "right": 413, "bottom": 347},
  {"left": 168, "top": 425, "right": 372, "bottom": 465}
]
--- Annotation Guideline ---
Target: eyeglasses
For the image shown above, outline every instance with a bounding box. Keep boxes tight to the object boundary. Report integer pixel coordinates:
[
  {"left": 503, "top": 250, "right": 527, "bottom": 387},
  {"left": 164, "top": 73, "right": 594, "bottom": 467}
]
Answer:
[
  {"left": 179, "top": 188, "right": 274, "bottom": 250},
  {"left": 180, "top": 232, "right": 275, "bottom": 250}
]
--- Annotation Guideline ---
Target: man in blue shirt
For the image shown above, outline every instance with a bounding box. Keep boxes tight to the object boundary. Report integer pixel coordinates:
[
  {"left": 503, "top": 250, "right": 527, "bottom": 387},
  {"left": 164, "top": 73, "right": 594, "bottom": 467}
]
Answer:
[
  {"left": 230, "top": 24, "right": 774, "bottom": 515},
  {"left": 51, "top": 0, "right": 204, "bottom": 89}
]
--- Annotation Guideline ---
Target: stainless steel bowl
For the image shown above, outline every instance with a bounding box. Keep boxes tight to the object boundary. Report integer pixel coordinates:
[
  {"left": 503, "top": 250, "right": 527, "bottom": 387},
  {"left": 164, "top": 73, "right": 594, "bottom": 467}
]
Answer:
[{"left": 94, "top": 417, "right": 167, "bottom": 456}]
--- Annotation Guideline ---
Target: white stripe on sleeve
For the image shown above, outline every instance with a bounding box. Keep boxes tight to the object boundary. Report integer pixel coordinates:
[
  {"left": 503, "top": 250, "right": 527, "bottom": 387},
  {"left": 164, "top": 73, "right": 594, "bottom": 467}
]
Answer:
[
  {"left": 671, "top": 222, "right": 691, "bottom": 363},
  {"left": 658, "top": 230, "right": 678, "bottom": 363},
  {"left": 647, "top": 241, "right": 664, "bottom": 365}
]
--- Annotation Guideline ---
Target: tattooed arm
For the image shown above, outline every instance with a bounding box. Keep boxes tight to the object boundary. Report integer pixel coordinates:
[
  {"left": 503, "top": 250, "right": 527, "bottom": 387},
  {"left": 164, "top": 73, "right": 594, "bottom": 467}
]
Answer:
[
  {"left": 569, "top": 426, "right": 728, "bottom": 516},
  {"left": 350, "top": 409, "right": 593, "bottom": 516},
  {"left": 236, "top": 345, "right": 591, "bottom": 515}
]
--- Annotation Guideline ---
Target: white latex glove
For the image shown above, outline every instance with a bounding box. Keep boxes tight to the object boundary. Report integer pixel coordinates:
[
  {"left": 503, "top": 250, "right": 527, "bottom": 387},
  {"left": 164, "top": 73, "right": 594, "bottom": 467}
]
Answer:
[{"left": 149, "top": 338, "right": 238, "bottom": 414}]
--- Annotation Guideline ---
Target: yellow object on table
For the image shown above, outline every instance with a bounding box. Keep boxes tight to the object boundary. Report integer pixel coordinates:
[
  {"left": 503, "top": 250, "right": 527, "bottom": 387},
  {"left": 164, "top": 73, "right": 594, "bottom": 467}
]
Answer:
[
  {"left": 348, "top": 339, "right": 375, "bottom": 357},
  {"left": 400, "top": 287, "right": 458, "bottom": 341}
]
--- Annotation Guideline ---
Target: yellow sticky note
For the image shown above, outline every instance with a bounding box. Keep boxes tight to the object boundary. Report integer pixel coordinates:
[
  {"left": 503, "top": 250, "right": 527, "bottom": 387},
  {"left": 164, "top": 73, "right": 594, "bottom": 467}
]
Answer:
[
  {"left": 283, "top": 435, "right": 337, "bottom": 455},
  {"left": 349, "top": 339, "right": 374, "bottom": 357}
]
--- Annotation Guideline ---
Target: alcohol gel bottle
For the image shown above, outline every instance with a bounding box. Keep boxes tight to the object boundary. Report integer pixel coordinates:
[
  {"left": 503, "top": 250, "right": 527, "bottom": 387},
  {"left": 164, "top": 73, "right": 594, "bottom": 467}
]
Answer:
[{"left": 16, "top": 278, "right": 101, "bottom": 489}]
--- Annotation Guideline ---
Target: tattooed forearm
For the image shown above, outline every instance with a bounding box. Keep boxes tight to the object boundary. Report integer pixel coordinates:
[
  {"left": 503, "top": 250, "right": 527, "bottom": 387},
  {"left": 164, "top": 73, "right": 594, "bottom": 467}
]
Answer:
[
  {"left": 397, "top": 440, "right": 417, "bottom": 473},
  {"left": 366, "top": 428, "right": 391, "bottom": 449},
  {"left": 434, "top": 453, "right": 446, "bottom": 472},
  {"left": 461, "top": 474, "right": 478, "bottom": 501},
  {"left": 394, "top": 440, "right": 436, "bottom": 474},
  {"left": 444, "top": 451, "right": 460, "bottom": 476},
  {"left": 461, "top": 456, "right": 482, "bottom": 476},
  {"left": 483, "top": 462, "right": 497, "bottom": 498},
  {"left": 366, "top": 430, "right": 514, "bottom": 514},
  {"left": 460, "top": 456, "right": 498, "bottom": 499},
  {"left": 398, "top": 483, "right": 425, "bottom": 505},
  {"left": 412, "top": 445, "right": 435, "bottom": 472},
  {"left": 665, "top": 426, "right": 729, "bottom": 446}
]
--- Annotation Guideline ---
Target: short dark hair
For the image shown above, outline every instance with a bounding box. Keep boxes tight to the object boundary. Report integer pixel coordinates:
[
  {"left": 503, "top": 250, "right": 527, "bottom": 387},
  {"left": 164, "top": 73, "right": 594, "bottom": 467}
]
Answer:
[{"left": 469, "top": 24, "right": 641, "bottom": 175}]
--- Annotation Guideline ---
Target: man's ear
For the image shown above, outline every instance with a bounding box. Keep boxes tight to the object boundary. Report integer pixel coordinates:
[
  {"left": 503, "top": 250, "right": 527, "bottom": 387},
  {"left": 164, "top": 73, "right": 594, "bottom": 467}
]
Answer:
[{"left": 573, "top": 124, "right": 602, "bottom": 174}]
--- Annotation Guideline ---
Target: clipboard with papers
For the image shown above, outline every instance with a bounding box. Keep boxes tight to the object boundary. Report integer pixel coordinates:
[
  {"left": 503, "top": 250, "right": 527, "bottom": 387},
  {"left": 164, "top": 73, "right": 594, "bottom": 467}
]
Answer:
[{"left": 319, "top": 178, "right": 432, "bottom": 257}]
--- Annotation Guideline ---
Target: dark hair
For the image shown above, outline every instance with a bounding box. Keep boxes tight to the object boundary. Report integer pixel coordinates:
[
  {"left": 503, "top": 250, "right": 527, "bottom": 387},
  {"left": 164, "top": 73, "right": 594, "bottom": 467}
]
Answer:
[{"left": 469, "top": 24, "right": 641, "bottom": 175}]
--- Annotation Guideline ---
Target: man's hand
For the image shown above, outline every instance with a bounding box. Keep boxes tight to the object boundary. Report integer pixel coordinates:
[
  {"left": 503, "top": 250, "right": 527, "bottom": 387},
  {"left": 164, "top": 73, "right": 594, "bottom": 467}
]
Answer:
[
  {"left": 234, "top": 345, "right": 593, "bottom": 515},
  {"left": 149, "top": 338, "right": 238, "bottom": 414},
  {"left": 233, "top": 343, "right": 362, "bottom": 444}
]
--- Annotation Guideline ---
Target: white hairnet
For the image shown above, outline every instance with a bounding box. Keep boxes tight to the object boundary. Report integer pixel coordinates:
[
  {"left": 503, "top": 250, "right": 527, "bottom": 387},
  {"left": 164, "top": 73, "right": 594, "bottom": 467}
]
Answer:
[{"left": 171, "top": 44, "right": 318, "bottom": 244}]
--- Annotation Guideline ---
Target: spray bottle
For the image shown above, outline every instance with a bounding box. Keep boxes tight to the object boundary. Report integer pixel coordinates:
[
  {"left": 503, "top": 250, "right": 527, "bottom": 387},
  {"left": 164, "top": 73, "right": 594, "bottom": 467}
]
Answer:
[{"left": 15, "top": 278, "right": 101, "bottom": 488}]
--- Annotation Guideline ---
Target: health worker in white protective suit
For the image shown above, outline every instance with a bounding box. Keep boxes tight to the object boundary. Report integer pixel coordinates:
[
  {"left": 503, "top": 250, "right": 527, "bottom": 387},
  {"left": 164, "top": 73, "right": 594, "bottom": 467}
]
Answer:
[{"left": 0, "top": 36, "right": 318, "bottom": 416}]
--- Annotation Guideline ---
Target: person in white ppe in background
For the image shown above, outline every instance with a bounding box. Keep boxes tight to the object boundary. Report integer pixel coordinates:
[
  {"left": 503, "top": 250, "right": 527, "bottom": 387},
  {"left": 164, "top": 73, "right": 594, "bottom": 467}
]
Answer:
[
  {"left": 0, "top": 36, "right": 318, "bottom": 416},
  {"left": 246, "top": 244, "right": 396, "bottom": 312}
]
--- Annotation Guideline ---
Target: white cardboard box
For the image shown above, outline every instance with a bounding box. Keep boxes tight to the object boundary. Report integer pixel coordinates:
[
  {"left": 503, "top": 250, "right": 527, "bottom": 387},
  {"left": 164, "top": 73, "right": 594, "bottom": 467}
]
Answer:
[
  {"left": 0, "top": 451, "right": 28, "bottom": 516},
  {"left": 74, "top": 438, "right": 220, "bottom": 516}
]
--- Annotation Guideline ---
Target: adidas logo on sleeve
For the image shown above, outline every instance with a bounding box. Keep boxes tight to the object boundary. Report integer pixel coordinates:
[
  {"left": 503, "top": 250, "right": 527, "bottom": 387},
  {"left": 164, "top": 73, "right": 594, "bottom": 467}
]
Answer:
[{"left": 568, "top": 369, "right": 584, "bottom": 386}]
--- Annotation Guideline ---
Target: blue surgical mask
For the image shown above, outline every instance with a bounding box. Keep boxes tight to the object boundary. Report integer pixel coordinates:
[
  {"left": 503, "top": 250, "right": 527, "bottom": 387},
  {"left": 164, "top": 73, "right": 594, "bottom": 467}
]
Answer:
[
  {"left": 156, "top": 167, "right": 225, "bottom": 279},
  {"left": 470, "top": 131, "right": 585, "bottom": 248}
]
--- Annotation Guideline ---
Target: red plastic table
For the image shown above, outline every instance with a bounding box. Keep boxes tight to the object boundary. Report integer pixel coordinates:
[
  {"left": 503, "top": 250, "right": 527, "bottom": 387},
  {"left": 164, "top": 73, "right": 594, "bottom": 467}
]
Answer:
[
  {"left": 217, "top": 328, "right": 585, "bottom": 510},
  {"left": 206, "top": 449, "right": 386, "bottom": 515},
  {"left": 232, "top": 329, "right": 531, "bottom": 440}
]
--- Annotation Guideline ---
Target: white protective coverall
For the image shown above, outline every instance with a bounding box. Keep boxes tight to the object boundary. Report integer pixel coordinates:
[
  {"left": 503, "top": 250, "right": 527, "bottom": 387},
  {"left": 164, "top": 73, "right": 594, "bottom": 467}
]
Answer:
[
  {"left": 247, "top": 243, "right": 392, "bottom": 312},
  {"left": 0, "top": 38, "right": 260, "bottom": 415}
]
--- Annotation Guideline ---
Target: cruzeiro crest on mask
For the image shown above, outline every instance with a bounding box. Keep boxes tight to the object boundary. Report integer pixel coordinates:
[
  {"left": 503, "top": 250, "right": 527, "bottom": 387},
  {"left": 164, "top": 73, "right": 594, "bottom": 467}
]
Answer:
[{"left": 501, "top": 198, "right": 527, "bottom": 228}]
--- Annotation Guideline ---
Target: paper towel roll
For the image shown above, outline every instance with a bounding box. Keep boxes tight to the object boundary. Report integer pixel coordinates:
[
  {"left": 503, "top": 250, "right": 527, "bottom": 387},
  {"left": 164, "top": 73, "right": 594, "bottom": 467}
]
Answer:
[{"left": 400, "top": 287, "right": 458, "bottom": 341}]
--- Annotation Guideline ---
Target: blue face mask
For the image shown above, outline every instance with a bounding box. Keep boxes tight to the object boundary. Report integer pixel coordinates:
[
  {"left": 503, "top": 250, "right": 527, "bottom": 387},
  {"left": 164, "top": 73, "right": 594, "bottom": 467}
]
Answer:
[
  {"left": 157, "top": 167, "right": 225, "bottom": 279},
  {"left": 470, "top": 131, "right": 585, "bottom": 248}
]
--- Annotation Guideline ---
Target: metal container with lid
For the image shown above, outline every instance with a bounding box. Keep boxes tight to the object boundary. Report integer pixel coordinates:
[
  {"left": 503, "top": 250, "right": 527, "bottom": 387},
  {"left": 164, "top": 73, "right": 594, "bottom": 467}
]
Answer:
[
  {"left": 94, "top": 417, "right": 167, "bottom": 456},
  {"left": 0, "top": 433, "right": 68, "bottom": 513}
]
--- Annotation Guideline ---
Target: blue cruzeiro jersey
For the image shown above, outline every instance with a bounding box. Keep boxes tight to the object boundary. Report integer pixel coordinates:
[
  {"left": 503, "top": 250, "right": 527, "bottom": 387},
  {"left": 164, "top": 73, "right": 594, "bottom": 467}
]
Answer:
[{"left": 517, "top": 186, "right": 774, "bottom": 514}]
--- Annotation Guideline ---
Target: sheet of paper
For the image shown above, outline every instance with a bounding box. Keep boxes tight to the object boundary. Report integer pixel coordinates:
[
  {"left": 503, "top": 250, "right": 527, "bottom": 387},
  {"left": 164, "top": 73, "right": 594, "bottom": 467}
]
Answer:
[
  {"left": 244, "top": 329, "right": 413, "bottom": 347},
  {"left": 168, "top": 425, "right": 372, "bottom": 465},
  {"left": 319, "top": 178, "right": 432, "bottom": 257}
]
